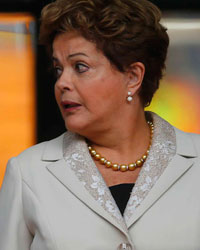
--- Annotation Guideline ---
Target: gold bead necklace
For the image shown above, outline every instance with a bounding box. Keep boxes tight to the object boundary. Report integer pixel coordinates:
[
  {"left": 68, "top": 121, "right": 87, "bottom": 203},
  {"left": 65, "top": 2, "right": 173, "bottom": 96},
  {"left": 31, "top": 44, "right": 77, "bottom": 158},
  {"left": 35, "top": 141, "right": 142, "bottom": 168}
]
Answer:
[{"left": 88, "top": 121, "right": 154, "bottom": 172}]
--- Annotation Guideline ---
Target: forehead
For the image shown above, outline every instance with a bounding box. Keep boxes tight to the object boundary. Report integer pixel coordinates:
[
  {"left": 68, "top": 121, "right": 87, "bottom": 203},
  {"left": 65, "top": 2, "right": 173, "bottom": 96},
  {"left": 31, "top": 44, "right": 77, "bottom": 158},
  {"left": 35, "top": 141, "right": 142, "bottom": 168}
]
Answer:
[{"left": 52, "top": 32, "right": 99, "bottom": 57}]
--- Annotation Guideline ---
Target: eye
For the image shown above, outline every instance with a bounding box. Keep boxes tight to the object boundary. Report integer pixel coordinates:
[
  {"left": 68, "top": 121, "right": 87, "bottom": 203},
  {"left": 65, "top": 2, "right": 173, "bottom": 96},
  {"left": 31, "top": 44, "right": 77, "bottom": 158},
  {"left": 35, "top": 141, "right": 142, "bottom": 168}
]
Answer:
[
  {"left": 54, "top": 66, "right": 63, "bottom": 78},
  {"left": 75, "top": 63, "right": 89, "bottom": 73}
]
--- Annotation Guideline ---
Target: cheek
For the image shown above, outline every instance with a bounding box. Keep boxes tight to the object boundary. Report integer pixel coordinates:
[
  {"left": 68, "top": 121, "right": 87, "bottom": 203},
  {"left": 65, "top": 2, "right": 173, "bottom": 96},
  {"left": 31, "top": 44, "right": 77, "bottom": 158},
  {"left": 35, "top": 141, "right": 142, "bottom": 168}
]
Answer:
[
  {"left": 54, "top": 85, "right": 60, "bottom": 105},
  {"left": 82, "top": 83, "right": 122, "bottom": 112},
  {"left": 96, "top": 76, "right": 125, "bottom": 100}
]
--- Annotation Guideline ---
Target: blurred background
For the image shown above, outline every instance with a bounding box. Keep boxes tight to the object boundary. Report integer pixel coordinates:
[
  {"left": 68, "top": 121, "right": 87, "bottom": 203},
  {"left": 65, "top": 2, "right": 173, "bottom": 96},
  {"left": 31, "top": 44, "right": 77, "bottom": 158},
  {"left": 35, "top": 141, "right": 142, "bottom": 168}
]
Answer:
[{"left": 0, "top": 0, "right": 200, "bottom": 186}]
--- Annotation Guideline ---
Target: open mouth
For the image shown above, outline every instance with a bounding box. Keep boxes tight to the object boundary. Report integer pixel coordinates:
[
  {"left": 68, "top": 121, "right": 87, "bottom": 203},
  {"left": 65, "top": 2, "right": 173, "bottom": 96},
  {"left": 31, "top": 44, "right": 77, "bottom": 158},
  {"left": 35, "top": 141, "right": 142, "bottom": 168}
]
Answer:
[{"left": 61, "top": 101, "right": 81, "bottom": 111}]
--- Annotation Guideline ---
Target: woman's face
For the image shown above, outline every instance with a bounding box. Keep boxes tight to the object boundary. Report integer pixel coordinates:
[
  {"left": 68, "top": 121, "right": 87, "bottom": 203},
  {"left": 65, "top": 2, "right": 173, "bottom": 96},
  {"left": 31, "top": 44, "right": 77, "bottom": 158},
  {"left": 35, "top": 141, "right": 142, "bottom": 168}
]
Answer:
[{"left": 53, "top": 32, "right": 131, "bottom": 136}]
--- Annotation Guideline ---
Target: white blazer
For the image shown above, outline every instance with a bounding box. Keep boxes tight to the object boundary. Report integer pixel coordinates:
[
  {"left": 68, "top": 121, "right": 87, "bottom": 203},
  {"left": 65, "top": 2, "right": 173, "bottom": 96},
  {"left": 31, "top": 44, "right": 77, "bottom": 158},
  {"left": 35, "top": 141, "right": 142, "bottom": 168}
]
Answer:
[{"left": 0, "top": 113, "right": 200, "bottom": 250}]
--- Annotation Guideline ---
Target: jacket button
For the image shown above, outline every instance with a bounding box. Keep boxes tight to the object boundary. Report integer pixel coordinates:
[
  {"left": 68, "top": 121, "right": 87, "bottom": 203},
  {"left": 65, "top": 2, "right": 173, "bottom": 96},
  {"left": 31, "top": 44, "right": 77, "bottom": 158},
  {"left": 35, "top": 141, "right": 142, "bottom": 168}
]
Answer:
[{"left": 118, "top": 243, "right": 132, "bottom": 249}]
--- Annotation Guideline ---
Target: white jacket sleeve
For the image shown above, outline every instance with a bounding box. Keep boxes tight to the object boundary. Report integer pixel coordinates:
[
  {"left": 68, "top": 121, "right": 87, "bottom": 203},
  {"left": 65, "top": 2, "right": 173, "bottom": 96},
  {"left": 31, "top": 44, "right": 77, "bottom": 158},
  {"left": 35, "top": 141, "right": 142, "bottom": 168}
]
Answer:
[{"left": 0, "top": 158, "right": 32, "bottom": 250}]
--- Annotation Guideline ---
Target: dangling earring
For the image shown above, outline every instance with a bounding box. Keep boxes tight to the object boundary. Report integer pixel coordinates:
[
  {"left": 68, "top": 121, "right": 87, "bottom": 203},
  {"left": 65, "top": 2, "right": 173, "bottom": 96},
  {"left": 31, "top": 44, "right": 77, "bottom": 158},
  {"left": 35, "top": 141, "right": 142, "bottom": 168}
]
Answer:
[{"left": 127, "top": 91, "right": 133, "bottom": 102}]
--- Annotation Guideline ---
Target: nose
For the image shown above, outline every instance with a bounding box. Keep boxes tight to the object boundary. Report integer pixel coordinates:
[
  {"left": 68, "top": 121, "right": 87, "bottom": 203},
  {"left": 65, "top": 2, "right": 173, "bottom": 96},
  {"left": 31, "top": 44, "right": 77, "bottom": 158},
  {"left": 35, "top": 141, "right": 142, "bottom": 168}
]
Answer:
[{"left": 55, "top": 69, "right": 74, "bottom": 92}]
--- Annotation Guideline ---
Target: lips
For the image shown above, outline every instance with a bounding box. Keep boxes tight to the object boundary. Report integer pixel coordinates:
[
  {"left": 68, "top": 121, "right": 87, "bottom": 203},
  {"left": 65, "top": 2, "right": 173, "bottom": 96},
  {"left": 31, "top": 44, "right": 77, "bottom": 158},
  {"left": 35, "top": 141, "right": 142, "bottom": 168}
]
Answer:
[{"left": 61, "top": 100, "right": 82, "bottom": 111}]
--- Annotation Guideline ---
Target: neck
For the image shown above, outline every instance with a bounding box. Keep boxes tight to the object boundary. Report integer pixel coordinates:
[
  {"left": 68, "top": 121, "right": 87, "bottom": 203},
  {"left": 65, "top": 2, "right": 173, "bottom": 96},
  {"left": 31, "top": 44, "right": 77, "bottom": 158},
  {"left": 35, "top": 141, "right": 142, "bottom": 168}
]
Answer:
[{"left": 85, "top": 106, "right": 150, "bottom": 164}]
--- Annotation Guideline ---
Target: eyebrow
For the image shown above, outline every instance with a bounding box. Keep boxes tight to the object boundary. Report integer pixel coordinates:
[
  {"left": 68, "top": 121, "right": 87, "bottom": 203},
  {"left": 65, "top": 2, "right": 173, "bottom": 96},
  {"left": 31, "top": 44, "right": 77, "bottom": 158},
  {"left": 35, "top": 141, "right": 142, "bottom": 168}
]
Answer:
[
  {"left": 52, "top": 52, "right": 89, "bottom": 62},
  {"left": 68, "top": 52, "right": 89, "bottom": 58}
]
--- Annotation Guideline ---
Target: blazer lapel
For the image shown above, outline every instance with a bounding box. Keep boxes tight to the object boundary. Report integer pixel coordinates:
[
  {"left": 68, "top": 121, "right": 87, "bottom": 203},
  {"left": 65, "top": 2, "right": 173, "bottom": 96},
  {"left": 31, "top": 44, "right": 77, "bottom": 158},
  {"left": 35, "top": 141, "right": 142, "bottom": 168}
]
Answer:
[
  {"left": 126, "top": 154, "right": 194, "bottom": 228},
  {"left": 46, "top": 159, "right": 129, "bottom": 234},
  {"left": 41, "top": 114, "right": 198, "bottom": 237},
  {"left": 126, "top": 124, "right": 197, "bottom": 228},
  {"left": 43, "top": 132, "right": 128, "bottom": 236}
]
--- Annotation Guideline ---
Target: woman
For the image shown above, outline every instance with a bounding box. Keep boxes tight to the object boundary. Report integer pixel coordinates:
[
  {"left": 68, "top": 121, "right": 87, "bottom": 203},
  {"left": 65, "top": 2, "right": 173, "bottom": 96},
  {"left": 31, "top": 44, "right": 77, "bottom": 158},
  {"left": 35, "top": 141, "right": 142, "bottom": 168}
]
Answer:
[{"left": 0, "top": 0, "right": 200, "bottom": 249}]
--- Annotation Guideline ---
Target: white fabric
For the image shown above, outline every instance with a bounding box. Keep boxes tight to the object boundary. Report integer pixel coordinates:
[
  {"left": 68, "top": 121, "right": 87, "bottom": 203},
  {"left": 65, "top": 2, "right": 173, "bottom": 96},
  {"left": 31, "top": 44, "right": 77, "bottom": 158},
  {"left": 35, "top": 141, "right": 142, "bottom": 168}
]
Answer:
[{"left": 0, "top": 112, "right": 200, "bottom": 250}]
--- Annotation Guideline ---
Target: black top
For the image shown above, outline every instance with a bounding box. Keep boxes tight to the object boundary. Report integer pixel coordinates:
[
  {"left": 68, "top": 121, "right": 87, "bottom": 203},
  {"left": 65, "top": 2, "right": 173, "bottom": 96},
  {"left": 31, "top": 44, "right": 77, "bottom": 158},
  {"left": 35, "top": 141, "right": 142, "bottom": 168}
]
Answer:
[{"left": 109, "top": 183, "right": 135, "bottom": 215}]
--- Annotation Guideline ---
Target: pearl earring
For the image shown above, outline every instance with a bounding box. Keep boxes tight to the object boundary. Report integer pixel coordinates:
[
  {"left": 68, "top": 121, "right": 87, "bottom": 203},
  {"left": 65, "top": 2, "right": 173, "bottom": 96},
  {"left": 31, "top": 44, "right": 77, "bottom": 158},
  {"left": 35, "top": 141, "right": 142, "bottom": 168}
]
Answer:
[{"left": 127, "top": 91, "right": 133, "bottom": 102}]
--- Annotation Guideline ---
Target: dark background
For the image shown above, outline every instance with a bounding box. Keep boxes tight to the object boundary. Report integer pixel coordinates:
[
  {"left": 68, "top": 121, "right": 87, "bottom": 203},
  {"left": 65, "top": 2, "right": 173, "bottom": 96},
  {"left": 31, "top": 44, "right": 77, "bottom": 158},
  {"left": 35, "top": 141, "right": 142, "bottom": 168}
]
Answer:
[
  {"left": 1, "top": 0, "right": 200, "bottom": 13},
  {"left": 1, "top": 0, "right": 200, "bottom": 142}
]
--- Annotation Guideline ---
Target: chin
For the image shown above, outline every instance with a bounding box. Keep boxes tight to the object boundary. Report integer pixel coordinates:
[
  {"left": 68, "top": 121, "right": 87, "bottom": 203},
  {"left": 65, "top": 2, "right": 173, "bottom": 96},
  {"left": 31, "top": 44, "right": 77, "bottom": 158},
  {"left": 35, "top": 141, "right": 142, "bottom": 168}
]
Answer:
[{"left": 64, "top": 118, "right": 90, "bottom": 136}]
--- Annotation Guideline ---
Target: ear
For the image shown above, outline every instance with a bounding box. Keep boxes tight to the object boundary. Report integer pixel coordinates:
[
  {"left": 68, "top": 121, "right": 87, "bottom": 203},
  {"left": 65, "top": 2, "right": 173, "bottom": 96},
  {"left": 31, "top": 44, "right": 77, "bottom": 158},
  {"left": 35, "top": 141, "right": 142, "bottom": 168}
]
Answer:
[{"left": 126, "top": 62, "right": 145, "bottom": 95}]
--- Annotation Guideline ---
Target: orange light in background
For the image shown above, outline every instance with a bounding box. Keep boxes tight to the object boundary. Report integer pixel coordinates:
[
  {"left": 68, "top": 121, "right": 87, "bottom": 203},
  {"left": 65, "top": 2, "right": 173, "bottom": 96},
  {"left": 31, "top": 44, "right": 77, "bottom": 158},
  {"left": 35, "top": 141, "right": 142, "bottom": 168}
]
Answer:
[{"left": 0, "top": 13, "right": 36, "bottom": 187}]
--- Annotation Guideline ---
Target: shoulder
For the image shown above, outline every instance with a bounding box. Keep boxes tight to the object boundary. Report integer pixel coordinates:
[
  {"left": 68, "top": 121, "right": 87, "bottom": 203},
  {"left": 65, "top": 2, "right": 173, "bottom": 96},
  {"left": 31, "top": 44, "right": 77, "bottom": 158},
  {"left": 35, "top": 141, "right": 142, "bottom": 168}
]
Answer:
[
  {"left": 12, "top": 133, "right": 66, "bottom": 168},
  {"left": 174, "top": 126, "right": 200, "bottom": 156},
  {"left": 189, "top": 132, "right": 200, "bottom": 154},
  {"left": 150, "top": 111, "right": 200, "bottom": 157},
  {"left": 4, "top": 133, "right": 66, "bottom": 185}
]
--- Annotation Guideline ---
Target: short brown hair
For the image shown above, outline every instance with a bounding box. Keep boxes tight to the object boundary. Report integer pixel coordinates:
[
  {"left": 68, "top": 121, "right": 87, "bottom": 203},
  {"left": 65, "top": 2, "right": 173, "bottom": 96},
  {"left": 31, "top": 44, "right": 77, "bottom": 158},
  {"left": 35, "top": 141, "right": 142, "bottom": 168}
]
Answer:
[{"left": 40, "top": 0, "right": 169, "bottom": 107}]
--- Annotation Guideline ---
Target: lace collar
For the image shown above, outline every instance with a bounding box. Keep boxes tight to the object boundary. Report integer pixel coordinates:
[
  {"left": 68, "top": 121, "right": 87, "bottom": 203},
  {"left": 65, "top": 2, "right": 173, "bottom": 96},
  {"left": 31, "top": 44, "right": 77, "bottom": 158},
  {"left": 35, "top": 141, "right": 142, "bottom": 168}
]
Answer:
[{"left": 63, "top": 112, "right": 176, "bottom": 228}]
